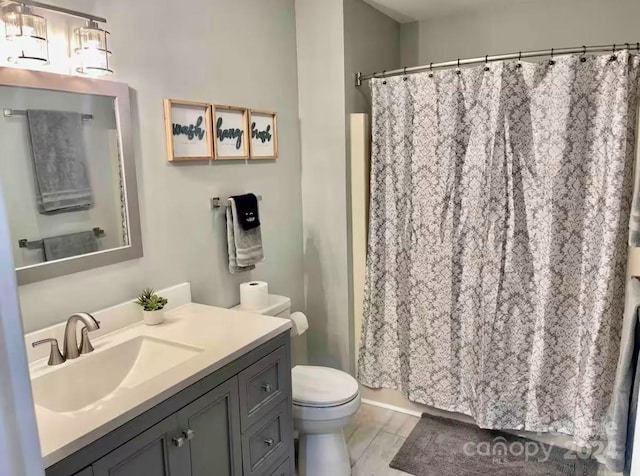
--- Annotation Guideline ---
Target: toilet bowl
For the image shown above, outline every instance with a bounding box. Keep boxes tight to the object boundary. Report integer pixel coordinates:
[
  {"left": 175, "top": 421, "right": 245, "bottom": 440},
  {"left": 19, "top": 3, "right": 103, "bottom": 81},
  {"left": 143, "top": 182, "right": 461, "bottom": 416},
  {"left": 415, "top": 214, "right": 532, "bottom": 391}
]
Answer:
[
  {"left": 292, "top": 365, "right": 360, "bottom": 476},
  {"left": 233, "top": 295, "right": 361, "bottom": 476}
]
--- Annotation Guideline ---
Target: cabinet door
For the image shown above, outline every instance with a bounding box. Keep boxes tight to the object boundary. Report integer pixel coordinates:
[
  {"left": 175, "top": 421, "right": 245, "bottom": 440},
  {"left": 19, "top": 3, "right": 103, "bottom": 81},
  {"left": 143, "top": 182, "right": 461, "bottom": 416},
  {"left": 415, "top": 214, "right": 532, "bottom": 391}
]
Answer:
[
  {"left": 176, "top": 376, "right": 242, "bottom": 476},
  {"left": 73, "top": 468, "right": 94, "bottom": 476},
  {"left": 92, "top": 415, "right": 186, "bottom": 476},
  {"left": 268, "top": 458, "right": 292, "bottom": 476}
]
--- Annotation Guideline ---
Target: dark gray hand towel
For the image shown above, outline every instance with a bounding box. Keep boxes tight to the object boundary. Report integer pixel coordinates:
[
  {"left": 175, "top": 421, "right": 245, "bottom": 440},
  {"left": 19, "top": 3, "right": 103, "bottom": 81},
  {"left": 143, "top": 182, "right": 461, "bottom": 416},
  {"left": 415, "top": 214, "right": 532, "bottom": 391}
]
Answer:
[
  {"left": 42, "top": 231, "right": 98, "bottom": 261},
  {"left": 27, "top": 109, "right": 93, "bottom": 214},
  {"left": 226, "top": 197, "right": 264, "bottom": 273},
  {"left": 230, "top": 193, "right": 260, "bottom": 230}
]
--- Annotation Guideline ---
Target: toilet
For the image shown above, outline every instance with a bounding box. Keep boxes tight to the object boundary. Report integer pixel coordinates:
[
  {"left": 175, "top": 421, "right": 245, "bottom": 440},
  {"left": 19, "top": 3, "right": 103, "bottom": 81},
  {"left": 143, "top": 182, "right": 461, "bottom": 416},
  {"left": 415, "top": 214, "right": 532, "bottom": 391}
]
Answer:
[{"left": 233, "top": 295, "right": 360, "bottom": 476}]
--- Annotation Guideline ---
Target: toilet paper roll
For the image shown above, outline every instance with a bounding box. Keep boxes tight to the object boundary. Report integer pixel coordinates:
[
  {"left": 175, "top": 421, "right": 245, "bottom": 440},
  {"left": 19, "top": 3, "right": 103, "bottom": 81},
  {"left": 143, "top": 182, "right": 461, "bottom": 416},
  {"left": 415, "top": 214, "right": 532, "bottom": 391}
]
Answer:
[
  {"left": 240, "top": 281, "right": 269, "bottom": 310},
  {"left": 289, "top": 311, "right": 309, "bottom": 336}
]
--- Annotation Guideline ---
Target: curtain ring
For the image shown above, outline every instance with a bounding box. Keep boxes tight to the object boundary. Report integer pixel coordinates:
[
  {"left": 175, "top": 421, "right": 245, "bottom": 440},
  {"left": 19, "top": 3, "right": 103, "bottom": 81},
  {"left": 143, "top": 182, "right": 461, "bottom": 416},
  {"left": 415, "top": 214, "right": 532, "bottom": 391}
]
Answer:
[
  {"left": 580, "top": 45, "right": 587, "bottom": 63},
  {"left": 456, "top": 58, "right": 461, "bottom": 74},
  {"left": 382, "top": 70, "right": 387, "bottom": 84},
  {"left": 611, "top": 43, "right": 618, "bottom": 61},
  {"left": 549, "top": 48, "right": 555, "bottom": 66},
  {"left": 403, "top": 66, "right": 408, "bottom": 81},
  {"left": 516, "top": 51, "right": 522, "bottom": 68},
  {"left": 429, "top": 62, "right": 433, "bottom": 78},
  {"left": 637, "top": 42, "right": 640, "bottom": 52},
  {"left": 484, "top": 54, "right": 490, "bottom": 71}
]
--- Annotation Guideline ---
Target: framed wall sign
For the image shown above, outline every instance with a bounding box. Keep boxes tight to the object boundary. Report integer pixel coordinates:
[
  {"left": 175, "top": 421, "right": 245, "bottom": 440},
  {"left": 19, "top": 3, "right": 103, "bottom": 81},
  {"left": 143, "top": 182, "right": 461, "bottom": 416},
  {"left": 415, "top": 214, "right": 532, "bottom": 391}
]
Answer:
[
  {"left": 249, "top": 109, "right": 278, "bottom": 159},
  {"left": 163, "top": 99, "right": 214, "bottom": 161},
  {"left": 213, "top": 104, "right": 249, "bottom": 159}
]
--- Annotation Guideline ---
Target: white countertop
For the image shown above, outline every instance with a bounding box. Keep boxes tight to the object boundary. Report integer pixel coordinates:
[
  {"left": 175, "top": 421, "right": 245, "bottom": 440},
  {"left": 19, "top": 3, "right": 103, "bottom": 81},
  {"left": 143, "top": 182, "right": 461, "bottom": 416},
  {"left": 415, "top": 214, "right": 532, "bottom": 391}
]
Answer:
[{"left": 31, "top": 303, "right": 291, "bottom": 468}]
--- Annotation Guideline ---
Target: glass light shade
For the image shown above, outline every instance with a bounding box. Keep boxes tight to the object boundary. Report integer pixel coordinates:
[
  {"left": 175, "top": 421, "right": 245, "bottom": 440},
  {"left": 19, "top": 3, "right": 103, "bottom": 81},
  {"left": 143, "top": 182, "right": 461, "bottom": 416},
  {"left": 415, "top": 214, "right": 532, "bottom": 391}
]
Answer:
[
  {"left": 3, "top": 6, "right": 49, "bottom": 65},
  {"left": 74, "top": 21, "right": 112, "bottom": 76}
]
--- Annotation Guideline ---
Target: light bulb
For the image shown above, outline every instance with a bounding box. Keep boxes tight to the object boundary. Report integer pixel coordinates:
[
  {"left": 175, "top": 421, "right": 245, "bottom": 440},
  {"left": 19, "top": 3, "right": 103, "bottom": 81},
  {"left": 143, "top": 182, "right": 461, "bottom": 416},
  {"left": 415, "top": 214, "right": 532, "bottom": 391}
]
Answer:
[
  {"left": 3, "top": 5, "right": 49, "bottom": 65},
  {"left": 74, "top": 20, "right": 112, "bottom": 76}
]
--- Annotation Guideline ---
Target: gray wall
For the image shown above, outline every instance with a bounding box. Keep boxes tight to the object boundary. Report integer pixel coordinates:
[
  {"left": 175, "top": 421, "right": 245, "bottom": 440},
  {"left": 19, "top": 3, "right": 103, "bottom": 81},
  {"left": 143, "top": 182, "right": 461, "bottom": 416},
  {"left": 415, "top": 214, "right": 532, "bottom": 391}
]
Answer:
[
  {"left": 296, "top": 0, "right": 399, "bottom": 373},
  {"left": 343, "top": 0, "right": 400, "bottom": 115},
  {"left": 296, "top": 0, "right": 349, "bottom": 371},
  {"left": 401, "top": 0, "right": 640, "bottom": 67},
  {"left": 18, "top": 0, "right": 304, "bottom": 332}
]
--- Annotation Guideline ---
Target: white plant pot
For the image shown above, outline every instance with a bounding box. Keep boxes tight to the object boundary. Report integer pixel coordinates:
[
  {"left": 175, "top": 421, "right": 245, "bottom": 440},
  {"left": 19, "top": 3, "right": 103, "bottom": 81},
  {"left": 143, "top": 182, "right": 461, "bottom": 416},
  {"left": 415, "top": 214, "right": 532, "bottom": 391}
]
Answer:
[{"left": 142, "top": 309, "right": 165, "bottom": 326}]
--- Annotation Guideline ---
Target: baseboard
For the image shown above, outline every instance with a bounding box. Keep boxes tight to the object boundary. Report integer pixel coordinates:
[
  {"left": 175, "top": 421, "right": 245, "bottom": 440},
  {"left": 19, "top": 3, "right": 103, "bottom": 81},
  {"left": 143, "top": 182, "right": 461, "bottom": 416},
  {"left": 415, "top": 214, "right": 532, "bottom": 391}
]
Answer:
[{"left": 361, "top": 398, "right": 423, "bottom": 418}]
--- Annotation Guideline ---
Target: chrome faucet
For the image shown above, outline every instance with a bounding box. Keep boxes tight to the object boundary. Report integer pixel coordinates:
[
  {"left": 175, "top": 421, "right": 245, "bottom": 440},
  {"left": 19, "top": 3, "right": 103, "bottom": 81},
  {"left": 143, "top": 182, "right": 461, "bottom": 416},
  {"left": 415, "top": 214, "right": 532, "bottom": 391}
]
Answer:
[{"left": 63, "top": 312, "right": 100, "bottom": 359}]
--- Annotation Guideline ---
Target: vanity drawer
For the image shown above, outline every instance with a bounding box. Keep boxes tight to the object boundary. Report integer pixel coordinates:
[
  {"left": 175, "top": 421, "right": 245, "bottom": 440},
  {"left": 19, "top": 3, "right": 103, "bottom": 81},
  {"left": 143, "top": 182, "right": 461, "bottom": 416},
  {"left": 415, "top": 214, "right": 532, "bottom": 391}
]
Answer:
[
  {"left": 242, "top": 400, "right": 292, "bottom": 476},
  {"left": 239, "top": 345, "right": 288, "bottom": 430},
  {"left": 269, "top": 457, "right": 292, "bottom": 476}
]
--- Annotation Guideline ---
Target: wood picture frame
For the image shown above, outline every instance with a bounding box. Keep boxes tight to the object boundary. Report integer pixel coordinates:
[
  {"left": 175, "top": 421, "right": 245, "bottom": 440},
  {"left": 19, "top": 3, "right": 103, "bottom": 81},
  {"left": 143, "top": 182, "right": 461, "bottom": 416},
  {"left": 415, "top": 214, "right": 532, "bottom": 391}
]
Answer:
[
  {"left": 248, "top": 109, "right": 278, "bottom": 159},
  {"left": 213, "top": 104, "right": 250, "bottom": 159},
  {"left": 163, "top": 99, "right": 214, "bottom": 161}
]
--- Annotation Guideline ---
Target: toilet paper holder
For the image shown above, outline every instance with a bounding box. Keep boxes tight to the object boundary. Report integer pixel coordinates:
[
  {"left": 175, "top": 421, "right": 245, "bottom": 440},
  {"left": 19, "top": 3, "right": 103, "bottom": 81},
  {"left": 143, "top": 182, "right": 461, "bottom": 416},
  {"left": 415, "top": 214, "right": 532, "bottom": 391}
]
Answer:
[{"left": 210, "top": 195, "right": 263, "bottom": 209}]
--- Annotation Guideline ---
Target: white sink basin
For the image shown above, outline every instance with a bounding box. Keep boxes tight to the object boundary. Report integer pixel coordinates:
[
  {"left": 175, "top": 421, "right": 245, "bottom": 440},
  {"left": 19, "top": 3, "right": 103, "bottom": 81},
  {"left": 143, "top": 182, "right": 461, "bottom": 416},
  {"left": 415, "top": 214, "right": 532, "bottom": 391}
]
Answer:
[{"left": 31, "top": 336, "right": 203, "bottom": 413}]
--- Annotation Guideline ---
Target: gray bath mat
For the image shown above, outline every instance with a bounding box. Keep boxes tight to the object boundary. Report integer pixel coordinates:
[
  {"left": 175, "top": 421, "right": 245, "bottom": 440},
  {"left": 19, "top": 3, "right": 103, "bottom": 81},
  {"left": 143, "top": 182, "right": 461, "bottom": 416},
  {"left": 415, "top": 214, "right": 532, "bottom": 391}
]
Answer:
[{"left": 389, "top": 413, "right": 599, "bottom": 475}]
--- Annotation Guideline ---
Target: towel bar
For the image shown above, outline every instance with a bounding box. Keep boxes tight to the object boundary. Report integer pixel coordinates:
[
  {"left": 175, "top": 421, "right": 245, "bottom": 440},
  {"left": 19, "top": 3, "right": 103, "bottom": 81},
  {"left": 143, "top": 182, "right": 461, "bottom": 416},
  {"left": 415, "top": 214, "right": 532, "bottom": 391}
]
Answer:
[
  {"left": 3, "top": 108, "right": 94, "bottom": 121},
  {"left": 19, "top": 227, "right": 105, "bottom": 250},
  {"left": 210, "top": 195, "right": 262, "bottom": 210}
]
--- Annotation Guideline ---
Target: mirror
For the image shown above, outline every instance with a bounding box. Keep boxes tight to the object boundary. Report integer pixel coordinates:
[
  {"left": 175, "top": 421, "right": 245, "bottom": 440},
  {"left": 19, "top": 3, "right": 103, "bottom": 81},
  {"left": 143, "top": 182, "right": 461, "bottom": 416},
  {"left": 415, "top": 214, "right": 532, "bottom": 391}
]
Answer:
[{"left": 0, "top": 68, "right": 142, "bottom": 285}]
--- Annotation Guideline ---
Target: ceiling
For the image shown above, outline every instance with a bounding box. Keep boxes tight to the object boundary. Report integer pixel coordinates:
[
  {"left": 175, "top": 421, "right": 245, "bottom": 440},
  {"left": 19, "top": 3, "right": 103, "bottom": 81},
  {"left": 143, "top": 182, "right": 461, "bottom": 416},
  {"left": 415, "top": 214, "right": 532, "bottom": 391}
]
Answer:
[{"left": 361, "top": 0, "right": 543, "bottom": 22}]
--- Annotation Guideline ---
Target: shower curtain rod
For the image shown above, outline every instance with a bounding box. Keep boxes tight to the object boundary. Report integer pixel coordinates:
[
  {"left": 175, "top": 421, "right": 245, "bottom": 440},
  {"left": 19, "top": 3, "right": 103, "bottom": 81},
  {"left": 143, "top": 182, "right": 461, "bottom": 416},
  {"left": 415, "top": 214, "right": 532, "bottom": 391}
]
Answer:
[{"left": 355, "top": 42, "right": 640, "bottom": 86}]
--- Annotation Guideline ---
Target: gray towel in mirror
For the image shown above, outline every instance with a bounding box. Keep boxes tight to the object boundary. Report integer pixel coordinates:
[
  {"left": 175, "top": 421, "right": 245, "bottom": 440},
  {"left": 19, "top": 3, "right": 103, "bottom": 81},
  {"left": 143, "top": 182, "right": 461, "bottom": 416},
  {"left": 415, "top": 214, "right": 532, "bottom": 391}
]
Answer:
[
  {"left": 42, "top": 231, "right": 98, "bottom": 261},
  {"left": 27, "top": 109, "right": 93, "bottom": 214}
]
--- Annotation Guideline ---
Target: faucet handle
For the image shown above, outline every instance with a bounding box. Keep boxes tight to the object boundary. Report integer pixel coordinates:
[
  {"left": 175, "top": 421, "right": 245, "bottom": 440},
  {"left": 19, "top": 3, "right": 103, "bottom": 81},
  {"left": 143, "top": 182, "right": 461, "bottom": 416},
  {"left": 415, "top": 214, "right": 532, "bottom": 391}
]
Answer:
[
  {"left": 32, "top": 338, "right": 66, "bottom": 366},
  {"left": 79, "top": 328, "right": 96, "bottom": 355}
]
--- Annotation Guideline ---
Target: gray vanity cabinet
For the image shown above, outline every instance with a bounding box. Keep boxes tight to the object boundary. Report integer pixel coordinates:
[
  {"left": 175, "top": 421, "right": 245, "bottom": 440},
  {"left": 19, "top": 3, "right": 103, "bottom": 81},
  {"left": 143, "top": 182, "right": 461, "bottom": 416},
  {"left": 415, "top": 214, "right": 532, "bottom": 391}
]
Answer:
[
  {"left": 91, "top": 377, "right": 242, "bottom": 476},
  {"left": 92, "top": 415, "right": 186, "bottom": 476},
  {"left": 50, "top": 332, "right": 294, "bottom": 476},
  {"left": 176, "top": 377, "right": 242, "bottom": 476}
]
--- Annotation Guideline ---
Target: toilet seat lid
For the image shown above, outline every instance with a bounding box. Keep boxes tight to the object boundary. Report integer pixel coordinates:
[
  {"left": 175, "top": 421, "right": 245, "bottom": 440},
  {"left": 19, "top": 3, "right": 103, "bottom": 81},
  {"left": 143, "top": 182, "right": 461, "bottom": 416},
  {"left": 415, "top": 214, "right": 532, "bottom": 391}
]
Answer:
[{"left": 292, "top": 365, "right": 359, "bottom": 407}]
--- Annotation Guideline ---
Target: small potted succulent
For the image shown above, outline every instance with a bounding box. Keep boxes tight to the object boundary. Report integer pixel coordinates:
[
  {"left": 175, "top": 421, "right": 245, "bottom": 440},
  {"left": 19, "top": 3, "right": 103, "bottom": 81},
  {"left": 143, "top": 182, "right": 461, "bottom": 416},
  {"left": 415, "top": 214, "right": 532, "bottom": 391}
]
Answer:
[{"left": 136, "top": 288, "right": 168, "bottom": 325}]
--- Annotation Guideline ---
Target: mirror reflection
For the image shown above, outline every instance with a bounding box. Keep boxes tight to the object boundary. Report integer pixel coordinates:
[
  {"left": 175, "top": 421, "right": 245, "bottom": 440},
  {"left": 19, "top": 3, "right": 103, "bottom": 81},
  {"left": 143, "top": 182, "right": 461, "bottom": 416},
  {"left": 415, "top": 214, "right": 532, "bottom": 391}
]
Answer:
[{"left": 0, "top": 86, "right": 128, "bottom": 269}]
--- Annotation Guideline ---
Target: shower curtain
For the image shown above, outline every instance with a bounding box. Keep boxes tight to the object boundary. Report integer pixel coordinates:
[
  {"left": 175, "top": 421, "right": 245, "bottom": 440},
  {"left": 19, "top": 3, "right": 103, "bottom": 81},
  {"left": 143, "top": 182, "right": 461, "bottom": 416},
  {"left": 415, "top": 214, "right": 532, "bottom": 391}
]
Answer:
[{"left": 358, "top": 51, "right": 640, "bottom": 445}]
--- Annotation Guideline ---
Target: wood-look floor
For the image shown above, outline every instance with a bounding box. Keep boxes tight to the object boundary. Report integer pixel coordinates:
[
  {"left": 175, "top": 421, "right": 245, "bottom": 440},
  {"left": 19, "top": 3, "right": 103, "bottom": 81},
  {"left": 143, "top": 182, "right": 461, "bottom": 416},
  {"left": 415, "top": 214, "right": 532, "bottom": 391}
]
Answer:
[
  {"left": 345, "top": 403, "right": 419, "bottom": 475},
  {"left": 344, "top": 403, "right": 619, "bottom": 476}
]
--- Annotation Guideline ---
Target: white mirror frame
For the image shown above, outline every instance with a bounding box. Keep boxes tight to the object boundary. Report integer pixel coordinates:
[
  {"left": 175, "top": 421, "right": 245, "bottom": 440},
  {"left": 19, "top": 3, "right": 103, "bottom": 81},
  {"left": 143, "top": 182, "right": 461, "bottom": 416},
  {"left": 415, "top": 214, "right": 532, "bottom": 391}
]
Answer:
[{"left": 0, "top": 67, "right": 142, "bottom": 285}]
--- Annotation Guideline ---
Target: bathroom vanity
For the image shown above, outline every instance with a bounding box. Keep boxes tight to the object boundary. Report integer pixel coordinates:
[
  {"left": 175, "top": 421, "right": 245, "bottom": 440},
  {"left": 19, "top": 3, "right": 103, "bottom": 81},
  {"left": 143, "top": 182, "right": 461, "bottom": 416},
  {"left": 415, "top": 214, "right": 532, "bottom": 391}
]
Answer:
[{"left": 33, "top": 301, "right": 294, "bottom": 476}]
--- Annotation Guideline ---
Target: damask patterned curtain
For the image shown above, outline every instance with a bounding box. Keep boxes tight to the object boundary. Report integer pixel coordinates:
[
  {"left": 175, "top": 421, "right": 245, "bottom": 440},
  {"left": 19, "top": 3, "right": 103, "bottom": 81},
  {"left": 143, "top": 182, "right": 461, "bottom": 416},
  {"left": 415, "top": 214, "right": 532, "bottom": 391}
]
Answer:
[{"left": 359, "top": 51, "right": 640, "bottom": 446}]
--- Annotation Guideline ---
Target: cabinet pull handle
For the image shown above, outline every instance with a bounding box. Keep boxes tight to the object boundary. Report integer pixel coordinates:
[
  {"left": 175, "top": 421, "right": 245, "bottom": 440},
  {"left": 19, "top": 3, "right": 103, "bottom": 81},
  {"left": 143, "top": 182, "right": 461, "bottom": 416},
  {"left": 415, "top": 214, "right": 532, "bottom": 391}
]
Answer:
[
  {"left": 184, "top": 429, "right": 195, "bottom": 441},
  {"left": 261, "top": 383, "right": 272, "bottom": 393},
  {"left": 264, "top": 438, "right": 275, "bottom": 447},
  {"left": 173, "top": 436, "right": 186, "bottom": 448}
]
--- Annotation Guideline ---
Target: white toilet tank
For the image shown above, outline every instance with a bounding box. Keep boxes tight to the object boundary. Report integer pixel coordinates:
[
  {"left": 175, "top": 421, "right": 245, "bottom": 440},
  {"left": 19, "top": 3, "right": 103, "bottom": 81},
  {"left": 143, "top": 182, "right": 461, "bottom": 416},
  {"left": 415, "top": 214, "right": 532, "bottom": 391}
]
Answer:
[
  {"left": 232, "top": 294, "right": 307, "bottom": 365},
  {"left": 232, "top": 294, "right": 292, "bottom": 318}
]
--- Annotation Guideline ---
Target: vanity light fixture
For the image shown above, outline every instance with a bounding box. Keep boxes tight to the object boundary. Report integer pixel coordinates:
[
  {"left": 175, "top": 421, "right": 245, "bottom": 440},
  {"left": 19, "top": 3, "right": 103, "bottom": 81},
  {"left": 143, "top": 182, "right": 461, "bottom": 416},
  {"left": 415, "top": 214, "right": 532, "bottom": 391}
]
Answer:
[
  {"left": 74, "top": 19, "right": 112, "bottom": 77},
  {"left": 3, "top": 3, "right": 49, "bottom": 65},
  {"left": 1, "top": 0, "right": 111, "bottom": 75}
]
